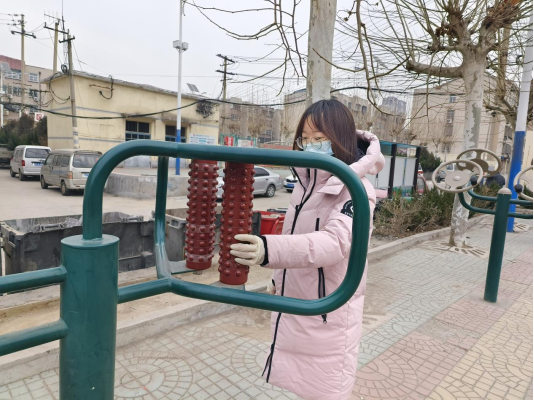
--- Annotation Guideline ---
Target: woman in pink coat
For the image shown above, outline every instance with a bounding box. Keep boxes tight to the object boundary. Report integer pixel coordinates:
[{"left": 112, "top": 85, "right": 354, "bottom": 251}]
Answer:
[{"left": 230, "top": 99, "right": 385, "bottom": 400}]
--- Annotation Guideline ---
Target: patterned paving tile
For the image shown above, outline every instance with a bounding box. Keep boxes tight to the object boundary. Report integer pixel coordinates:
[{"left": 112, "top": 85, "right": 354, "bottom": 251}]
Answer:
[
  {"left": 429, "top": 291, "right": 533, "bottom": 400},
  {"left": 353, "top": 332, "right": 466, "bottom": 399}
]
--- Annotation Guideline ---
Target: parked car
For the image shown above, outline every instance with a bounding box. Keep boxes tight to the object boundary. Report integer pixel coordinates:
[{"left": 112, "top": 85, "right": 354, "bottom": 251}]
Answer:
[
  {"left": 10, "top": 145, "right": 51, "bottom": 180},
  {"left": 283, "top": 171, "right": 298, "bottom": 192},
  {"left": 216, "top": 166, "right": 283, "bottom": 199},
  {"left": 0, "top": 144, "right": 14, "bottom": 168},
  {"left": 40, "top": 149, "right": 102, "bottom": 195}
]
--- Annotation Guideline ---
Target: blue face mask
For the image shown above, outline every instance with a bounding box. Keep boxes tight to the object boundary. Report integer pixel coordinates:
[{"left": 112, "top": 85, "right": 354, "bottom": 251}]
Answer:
[{"left": 303, "top": 140, "right": 334, "bottom": 156}]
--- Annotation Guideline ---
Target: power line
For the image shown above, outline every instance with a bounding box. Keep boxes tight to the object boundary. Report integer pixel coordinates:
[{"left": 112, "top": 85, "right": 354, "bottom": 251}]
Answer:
[{"left": 0, "top": 84, "right": 468, "bottom": 120}]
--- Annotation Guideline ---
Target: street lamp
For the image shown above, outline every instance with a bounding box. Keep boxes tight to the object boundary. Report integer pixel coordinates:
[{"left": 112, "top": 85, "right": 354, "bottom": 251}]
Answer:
[{"left": 173, "top": 1, "right": 188, "bottom": 175}]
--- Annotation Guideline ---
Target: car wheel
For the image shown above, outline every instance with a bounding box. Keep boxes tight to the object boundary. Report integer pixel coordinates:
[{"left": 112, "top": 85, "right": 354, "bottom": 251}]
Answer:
[
  {"left": 9, "top": 167, "right": 15, "bottom": 177},
  {"left": 286, "top": 189, "right": 293, "bottom": 192},
  {"left": 40, "top": 176, "right": 49, "bottom": 189},
  {"left": 18, "top": 170, "right": 25, "bottom": 181},
  {"left": 266, "top": 184, "right": 276, "bottom": 198},
  {"left": 61, "top": 181, "right": 70, "bottom": 196}
]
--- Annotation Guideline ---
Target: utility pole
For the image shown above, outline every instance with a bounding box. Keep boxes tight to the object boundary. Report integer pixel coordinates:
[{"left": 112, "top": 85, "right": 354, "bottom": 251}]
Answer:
[
  {"left": 173, "top": 0, "right": 189, "bottom": 175},
  {"left": 65, "top": 34, "right": 79, "bottom": 149},
  {"left": 216, "top": 54, "right": 236, "bottom": 101},
  {"left": 44, "top": 18, "right": 61, "bottom": 73},
  {"left": 305, "top": 0, "right": 337, "bottom": 107},
  {"left": 506, "top": 15, "right": 533, "bottom": 232},
  {"left": 11, "top": 14, "right": 36, "bottom": 117},
  {"left": 45, "top": 23, "right": 78, "bottom": 148}
]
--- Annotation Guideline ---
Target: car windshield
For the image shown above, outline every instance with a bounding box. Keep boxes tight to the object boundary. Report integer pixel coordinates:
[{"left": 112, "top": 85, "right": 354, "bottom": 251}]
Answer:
[
  {"left": 72, "top": 153, "right": 100, "bottom": 168},
  {"left": 25, "top": 148, "right": 49, "bottom": 159}
]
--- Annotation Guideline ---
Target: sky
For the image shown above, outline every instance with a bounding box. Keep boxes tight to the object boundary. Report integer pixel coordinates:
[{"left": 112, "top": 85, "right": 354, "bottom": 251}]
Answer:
[{"left": 0, "top": 0, "right": 321, "bottom": 100}]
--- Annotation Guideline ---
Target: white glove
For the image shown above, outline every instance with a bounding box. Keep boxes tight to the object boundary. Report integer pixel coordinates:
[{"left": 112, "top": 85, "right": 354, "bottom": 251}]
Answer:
[{"left": 230, "top": 234, "right": 265, "bottom": 266}]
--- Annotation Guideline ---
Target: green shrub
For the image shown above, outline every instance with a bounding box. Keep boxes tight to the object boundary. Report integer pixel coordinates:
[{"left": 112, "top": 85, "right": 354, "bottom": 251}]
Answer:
[{"left": 420, "top": 148, "right": 441, "bottom": 172}]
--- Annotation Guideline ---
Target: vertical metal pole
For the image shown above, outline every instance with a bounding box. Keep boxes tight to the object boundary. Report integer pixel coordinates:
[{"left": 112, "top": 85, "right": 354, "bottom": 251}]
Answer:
[
  {"left": 507, "top": 15, "right": 533, "bottom": 232},
  {"left": 175, "top": 0, "right": 183, "bottom": 176},
  {"left": 59, "top": 234, "right": 119, "bottom": 399},
  {"left": 387, "top": 143, "right": 397, "bottom": 198},
  {"left": 412, "top": 146, "right": 422, "bottom": 191},
  {"left": 484, "top": 188, "right": 512, "bottom": 303}
]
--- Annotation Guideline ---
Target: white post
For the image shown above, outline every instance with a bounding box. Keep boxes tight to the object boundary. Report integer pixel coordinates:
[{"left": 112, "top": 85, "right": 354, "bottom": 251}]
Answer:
[
  {"left": 1, "top": 70, "right": 4, "bottom": 128},
  {"left": 174, "top": 0, "right": 184, "bottom": 175},
  {"left": 506, "top": 15, "right": 533, "bottom": 232}
]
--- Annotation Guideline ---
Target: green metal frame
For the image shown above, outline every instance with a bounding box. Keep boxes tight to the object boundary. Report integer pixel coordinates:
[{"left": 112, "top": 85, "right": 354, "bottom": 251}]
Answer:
[
  {"left": 459, "top": 189, "right": 532, "bottom": 303},
  {"left": 0, "top": 140, "right": 370, "bottom": 399}
]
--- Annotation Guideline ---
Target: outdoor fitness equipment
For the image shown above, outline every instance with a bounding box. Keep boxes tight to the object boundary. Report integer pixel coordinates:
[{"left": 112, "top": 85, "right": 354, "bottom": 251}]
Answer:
[
  {"left": 514, "top": 166, "right": 533, "bottom": 201},
  {"left": 457, "top": 148, "right": 502, "bottom": 177},
  {"left": 432, "top": 150, "right": 532, "bottom": 304},
  {"left": 0, "top": 141, "right": 371, "bottom": 399},
  {"left": 431, "top": 159, "right": 483, "bottom": 193}
]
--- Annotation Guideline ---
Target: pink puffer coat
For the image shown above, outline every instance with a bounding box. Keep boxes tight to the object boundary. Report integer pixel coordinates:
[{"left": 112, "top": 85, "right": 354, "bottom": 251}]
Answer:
[{"left": 262, "top": 130, "right": 385, "bottom": 400}]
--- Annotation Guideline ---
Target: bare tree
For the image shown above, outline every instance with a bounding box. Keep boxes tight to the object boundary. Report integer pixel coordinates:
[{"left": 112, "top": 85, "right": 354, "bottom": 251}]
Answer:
[
  {"left": 248, "top": 107, "right": 267, "bottom": 141},
  {"left": 339, "top": 0, "right": 530, "bottom": 247}
]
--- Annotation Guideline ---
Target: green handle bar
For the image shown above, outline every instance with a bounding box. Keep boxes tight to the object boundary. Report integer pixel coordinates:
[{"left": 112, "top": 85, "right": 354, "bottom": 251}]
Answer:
[
  {"left": 84, "top": 140, "right": 370, "bottom": 316},
  {"left": 467, "top": 189, "right": 533, "bottom": 206},
  {"left": 460, "top": 191, "right": 532, "bottom": 219}
]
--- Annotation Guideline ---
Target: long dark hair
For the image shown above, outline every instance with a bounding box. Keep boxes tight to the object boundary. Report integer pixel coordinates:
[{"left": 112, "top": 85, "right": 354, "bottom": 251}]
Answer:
[{"left": 293, "top": 99, "right": 361, "bottom": 165}]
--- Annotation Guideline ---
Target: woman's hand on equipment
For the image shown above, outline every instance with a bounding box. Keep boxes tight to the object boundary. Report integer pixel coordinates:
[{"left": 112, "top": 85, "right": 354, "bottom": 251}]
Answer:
[{"left": 230, "top": 234, "right": 265, "bottom": 266}]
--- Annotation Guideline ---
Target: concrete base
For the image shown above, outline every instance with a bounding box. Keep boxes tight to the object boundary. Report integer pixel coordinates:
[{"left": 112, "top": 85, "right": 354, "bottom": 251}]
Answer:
[{"left": 104, "top": 171, "right": 189, "bottom": 199}]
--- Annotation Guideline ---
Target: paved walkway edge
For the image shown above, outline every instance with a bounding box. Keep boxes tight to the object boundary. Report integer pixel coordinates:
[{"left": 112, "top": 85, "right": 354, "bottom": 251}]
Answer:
[{"left": 368, "top": 215, "right": 486, "bottom": 262}]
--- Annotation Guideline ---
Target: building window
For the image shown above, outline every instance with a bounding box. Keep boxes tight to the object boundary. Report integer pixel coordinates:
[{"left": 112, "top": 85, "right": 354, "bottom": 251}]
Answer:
[
  {"left": 125, "top": 121, "right": 151, "bottom": 141},
  {"left": 29, "top": 89, "right": 38, "bottom": 98},
  {"left": 449, "top": 94, "right": 457, "bottom": 103},
  {"left": 348, "top": 102, "right": 352, "bottom": 109},
  {"left": 231, "top": 114, "right": 236, "bottom": 120},
  {"left": 165, "top": 125, "right": 186, "bottom": 142},
  {"left": 29, "top": 107, "right": 38, "bottom": 113},
  {"left": 28, "top": 73, "right": 39, "bottom": 83},
  {"left": 6, "top": 69, "right": 21, "bottom": 80},
  {"left": 446, "top": 109, "right": 455, "bottom": 124},
  {"left": 12, "top": 87, "right": 22, "bottom": 97},
  {"left": 362, "top": 106, "right": 367, "bottom": 114}
]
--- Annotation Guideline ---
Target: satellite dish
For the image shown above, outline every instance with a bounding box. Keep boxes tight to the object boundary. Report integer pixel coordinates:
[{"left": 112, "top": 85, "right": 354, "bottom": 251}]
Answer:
[{"left": 61, "top": 64, "right": 69, "bottom": 74}]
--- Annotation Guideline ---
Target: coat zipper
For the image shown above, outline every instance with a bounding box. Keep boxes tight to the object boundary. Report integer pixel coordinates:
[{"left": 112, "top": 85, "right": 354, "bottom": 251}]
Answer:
[
  {"left": 263, "top": 169, "right": 317, "bottom": 383},
  {"left": 316, "top": 218, "right": 328, "bottom": 324}
]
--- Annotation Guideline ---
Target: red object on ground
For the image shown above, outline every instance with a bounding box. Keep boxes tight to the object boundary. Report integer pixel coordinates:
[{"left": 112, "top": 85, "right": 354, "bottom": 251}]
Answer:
[
  {"left": 218, "top": 162, "right": 255, "bottom": 285},
  {"left": 185, "top": 159, "right": 218, "bottom": 270},
  {"left": 258, "top": 211, "right": 285, "bottom": 235}
]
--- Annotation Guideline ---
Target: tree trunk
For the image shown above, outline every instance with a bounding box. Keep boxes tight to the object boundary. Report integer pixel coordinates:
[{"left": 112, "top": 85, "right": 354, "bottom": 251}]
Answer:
[
  {"left": 449, "top": 61, "right": 485, "bottom": 247},
  {"left": 305, "top": 0, "right": 337, "bottom": 107}
]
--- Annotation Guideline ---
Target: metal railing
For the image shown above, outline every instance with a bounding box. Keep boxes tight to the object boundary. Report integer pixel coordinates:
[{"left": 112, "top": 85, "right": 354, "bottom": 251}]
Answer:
[{"left": 0, "top": 140, "right": 370, "bottom": 399}]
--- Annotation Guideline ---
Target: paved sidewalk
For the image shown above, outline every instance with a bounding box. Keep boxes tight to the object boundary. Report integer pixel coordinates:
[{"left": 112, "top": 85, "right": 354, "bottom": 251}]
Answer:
[{"left": 1, "top": 217, "right": 532, "bottom": 400}]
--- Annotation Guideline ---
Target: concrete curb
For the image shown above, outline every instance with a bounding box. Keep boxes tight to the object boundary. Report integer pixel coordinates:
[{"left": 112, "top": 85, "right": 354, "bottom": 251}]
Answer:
[
  {"left": 104, "top": 172, "right": 189, "bottom": 199},
  {"left": 0, "top": 216, "right": 489, "bottom": 384},
  {"left": 368, "top": 215, "right": 488, "bottom": 262},
  {"left": 0, "top": 280, "right": 270, "bottom": 386}
]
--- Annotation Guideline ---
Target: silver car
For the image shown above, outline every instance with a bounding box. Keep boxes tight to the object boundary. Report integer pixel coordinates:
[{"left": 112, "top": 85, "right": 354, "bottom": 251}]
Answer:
[
  {"left": 10, "top": 145, "right": 51, "bottom": 180},
  {"left": 216, "top": 166, "right": 283, "bottom": 199},
  {"left": 40, "top": 149, "right": 102, "bottom": 195}
]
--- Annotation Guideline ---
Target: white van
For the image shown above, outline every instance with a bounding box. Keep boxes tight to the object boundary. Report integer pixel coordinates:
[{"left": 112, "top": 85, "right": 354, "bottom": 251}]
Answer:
[{"left": 10, "top": 145, "right": 51, "bottom": 181}]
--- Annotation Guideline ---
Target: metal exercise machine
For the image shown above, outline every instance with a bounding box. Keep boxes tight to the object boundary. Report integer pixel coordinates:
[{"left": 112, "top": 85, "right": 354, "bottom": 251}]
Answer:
[
  {"left": 0, "top": 141, "right": 370, "bottom": 399},
  {"left": 432, "top": 149, "right": 532, "bottom": 303}
]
